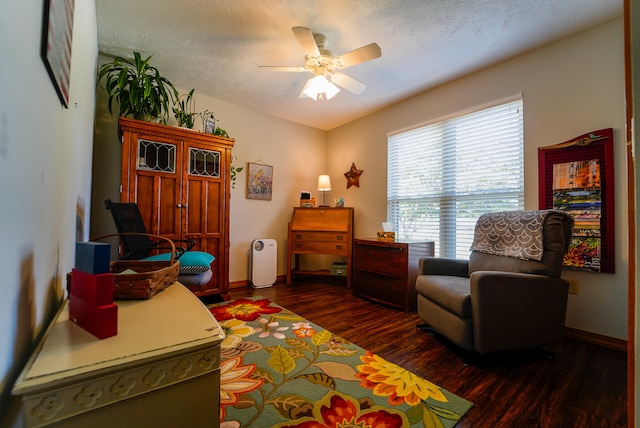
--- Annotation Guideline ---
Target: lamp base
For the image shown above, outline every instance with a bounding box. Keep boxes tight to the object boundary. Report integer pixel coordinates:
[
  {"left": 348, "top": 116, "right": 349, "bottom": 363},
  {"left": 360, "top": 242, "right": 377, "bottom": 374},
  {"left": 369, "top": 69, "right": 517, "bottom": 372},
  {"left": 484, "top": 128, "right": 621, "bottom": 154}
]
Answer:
[{"left": 318, "top": 190, "right": 330, "bottom": 208}]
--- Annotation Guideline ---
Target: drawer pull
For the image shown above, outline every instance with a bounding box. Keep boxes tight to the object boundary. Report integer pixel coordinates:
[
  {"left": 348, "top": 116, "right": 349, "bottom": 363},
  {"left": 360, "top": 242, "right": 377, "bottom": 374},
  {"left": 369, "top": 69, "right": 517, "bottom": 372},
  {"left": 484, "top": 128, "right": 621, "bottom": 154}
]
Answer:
[
  {"left": 295, "top": 243, "right": 304, "bottom": 249},
  {"left": 336, "top": 235, "right": 344, "bottom": 240},
  {"left": 295, "top": 234, "right": 303, "bottom": 240},
  {"left": 335, "top": 245, "right": 343, "bottom": 250}
]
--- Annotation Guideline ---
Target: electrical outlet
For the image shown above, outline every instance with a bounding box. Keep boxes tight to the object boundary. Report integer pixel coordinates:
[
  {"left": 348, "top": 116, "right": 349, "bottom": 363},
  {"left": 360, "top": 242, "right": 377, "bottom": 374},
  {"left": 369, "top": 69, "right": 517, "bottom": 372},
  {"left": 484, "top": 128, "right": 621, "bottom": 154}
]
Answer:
[{"left": 567, "top": 278, "right": 579, "bottom": 295}]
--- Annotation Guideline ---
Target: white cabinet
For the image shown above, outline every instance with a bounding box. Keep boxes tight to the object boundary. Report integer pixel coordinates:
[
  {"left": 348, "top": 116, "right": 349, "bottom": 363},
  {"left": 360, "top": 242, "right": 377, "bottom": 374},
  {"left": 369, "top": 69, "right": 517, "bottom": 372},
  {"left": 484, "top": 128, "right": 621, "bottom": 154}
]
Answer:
[{"left": 12, "top": 284, "right": 223, "bottom": 428}]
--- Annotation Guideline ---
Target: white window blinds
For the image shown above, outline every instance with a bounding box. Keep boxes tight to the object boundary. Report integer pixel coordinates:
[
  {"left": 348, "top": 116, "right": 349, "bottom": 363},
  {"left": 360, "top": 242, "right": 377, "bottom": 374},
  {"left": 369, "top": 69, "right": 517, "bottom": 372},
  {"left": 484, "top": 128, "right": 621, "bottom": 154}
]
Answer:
[{"left": 387, "top": 98, "right": 524, "bottom": 258}]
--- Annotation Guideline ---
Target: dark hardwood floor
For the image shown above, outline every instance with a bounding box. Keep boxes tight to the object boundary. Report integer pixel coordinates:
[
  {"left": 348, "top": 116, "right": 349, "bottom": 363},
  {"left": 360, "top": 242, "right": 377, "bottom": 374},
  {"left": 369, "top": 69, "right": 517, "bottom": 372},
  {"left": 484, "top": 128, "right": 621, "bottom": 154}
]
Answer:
[{"left": 218, "top": 278, "right": 627, "bottom": 428}]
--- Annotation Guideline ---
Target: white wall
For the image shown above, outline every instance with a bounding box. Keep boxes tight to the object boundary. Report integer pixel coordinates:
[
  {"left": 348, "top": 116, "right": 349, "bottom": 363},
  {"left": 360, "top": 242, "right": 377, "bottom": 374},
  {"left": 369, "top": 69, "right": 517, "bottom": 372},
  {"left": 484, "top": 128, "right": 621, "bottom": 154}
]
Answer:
[
  {"left": 327, "top": 18, "right": 627, "bottom": 340},
  {"left": 0, "top": 1, "right": 98, "bottom": 426}
]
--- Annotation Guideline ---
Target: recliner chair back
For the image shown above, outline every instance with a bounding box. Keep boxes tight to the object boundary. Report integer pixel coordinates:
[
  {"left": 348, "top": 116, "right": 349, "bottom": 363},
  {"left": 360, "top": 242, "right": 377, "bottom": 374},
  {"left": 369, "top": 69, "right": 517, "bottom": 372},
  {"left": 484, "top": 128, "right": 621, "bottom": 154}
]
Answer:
[{"left": 468, "top": 210, "right": 574, "bottom": 278}]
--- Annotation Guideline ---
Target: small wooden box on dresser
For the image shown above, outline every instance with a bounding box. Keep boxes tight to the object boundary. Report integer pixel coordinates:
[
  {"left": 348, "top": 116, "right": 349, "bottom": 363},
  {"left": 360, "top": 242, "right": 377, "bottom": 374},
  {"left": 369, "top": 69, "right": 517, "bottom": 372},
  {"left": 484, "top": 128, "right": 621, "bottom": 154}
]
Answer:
[
  {"left": 286, "top": 207, "right": 354, "bottom": 288},
  {"left": 352, "top": 238, "right": 434, "bottom": 312}
]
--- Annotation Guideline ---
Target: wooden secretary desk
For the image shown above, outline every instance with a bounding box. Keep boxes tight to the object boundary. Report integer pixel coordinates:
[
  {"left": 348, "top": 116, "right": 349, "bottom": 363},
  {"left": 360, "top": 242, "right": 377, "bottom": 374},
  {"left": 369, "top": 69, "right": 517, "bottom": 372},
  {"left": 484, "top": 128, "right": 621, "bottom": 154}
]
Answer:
[{"left": 286, "top": 207, "right": 354, "bottom": 288}]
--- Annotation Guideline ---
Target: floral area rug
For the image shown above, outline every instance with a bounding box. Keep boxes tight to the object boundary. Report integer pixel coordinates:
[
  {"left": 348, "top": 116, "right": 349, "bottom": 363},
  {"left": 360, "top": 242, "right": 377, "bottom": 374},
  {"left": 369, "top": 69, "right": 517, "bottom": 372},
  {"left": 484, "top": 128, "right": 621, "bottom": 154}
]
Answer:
[{"left": 209, "top": 297, "right": 473, "bottom": 428}]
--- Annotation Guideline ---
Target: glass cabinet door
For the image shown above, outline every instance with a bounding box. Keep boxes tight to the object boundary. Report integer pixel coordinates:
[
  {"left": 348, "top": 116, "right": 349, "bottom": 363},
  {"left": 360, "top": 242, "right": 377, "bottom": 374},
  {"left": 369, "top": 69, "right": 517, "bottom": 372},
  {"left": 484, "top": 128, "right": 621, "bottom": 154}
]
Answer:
[{"left": 137, "top": 139, "right": 176, "bottom": 173}]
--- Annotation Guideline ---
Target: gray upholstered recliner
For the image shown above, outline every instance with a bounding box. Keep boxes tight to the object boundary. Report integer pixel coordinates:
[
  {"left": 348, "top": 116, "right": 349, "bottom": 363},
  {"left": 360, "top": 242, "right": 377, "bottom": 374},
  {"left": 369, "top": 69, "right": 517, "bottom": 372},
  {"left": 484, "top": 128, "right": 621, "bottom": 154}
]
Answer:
[{"left": 415, "top": 210, "right": 574, "bottom": 355}]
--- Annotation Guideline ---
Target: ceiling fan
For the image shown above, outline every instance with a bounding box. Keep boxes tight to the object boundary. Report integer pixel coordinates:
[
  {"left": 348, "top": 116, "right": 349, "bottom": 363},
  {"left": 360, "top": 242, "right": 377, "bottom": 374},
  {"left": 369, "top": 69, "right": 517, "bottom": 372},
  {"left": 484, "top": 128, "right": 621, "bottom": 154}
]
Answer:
[{"left": 260, "top": 26, "right": 381, "bottom": 100}]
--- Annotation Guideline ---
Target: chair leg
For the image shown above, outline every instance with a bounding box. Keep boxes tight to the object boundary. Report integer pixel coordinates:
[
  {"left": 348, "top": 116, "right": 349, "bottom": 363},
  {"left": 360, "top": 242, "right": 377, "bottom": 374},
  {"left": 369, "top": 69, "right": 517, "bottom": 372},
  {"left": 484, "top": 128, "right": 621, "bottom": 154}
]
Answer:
[
  {"left": 461, "top": 351, "right": 482, "bottom": 367},
  {"left": 417, "top": 323, "right": 481, "bottom": 365},
  {"left": 416, "top": 323, "right": 438, "bottom": 336},
  {"left": 533, "top": 347, "right": 556, "bottom": 360}
]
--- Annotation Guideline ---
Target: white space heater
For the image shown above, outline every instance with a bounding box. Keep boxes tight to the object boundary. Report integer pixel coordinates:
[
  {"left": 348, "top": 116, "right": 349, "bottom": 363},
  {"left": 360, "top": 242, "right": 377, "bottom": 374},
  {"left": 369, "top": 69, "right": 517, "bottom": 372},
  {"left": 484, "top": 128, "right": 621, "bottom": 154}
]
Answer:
[{"left": 251, "top": 239, "right": 277, "bottom": 288}]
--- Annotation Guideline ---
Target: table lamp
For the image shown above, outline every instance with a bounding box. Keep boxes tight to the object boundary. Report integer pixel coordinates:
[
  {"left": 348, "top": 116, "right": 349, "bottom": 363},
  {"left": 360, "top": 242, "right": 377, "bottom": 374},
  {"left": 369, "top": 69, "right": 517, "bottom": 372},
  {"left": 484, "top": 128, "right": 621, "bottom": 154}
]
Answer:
[{"left": 317, "top": 175, "right": 331, "bottom": 207}]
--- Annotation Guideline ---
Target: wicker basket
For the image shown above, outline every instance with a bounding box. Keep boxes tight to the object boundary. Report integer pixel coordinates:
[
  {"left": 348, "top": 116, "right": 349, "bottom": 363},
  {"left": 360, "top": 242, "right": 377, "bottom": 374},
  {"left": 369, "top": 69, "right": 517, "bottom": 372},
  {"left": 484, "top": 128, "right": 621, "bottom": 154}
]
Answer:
[{"left": 90, "top": 233, "right": 180, "bottom": 300}]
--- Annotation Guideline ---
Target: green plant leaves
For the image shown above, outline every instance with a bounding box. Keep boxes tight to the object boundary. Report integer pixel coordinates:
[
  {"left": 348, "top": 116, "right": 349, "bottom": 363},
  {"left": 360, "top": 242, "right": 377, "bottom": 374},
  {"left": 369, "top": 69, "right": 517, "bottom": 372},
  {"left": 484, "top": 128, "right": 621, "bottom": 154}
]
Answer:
[
  {"left": 173, "top": 88, "right": 198, "bottom": 128},
  {"left": 97, "top": 51, "right": 177, "bottom": 123}
]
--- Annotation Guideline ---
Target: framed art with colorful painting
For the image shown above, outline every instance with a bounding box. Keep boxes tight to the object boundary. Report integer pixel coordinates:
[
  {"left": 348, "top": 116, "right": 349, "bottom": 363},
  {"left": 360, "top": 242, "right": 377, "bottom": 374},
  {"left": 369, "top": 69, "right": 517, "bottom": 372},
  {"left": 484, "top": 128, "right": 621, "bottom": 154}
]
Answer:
[
  {"left": 246, "top": 162, "right": 273, "bottom": 200},
  {"left": 538, "top": 128, "right": 614, "bottom": 273}
]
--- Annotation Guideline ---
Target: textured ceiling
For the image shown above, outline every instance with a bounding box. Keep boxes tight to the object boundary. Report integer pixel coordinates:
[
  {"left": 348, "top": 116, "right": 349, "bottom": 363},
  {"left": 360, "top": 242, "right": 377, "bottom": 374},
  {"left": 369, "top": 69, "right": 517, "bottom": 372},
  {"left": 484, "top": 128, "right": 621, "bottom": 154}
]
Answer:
[{"left": 96, "top": 0, "right": 622, "bottom": 131}]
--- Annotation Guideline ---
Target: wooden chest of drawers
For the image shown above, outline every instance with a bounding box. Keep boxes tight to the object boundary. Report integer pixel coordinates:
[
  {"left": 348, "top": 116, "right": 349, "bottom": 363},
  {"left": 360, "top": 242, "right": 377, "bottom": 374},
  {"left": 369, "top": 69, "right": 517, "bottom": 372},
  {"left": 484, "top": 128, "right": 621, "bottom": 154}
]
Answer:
[
  {"left": 286, "top": 207, "right": 354, "bottom": 287},
  {"left": 353, "top": 238, "right": 434, "bottom": 311}
]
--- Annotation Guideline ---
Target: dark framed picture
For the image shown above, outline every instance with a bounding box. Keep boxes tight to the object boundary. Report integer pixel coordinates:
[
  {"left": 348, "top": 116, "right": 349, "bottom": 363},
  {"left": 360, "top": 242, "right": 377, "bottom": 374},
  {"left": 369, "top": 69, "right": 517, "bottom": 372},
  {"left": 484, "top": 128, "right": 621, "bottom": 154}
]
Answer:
[
  {"left": 246, "top": 162, "right": 273, "bottom": 200},
  {"left": 538, "top": 128, "right": 614, "bottom": 273},
  {"left": 41, "top": 0, "right": 75, "bottom": 108}
]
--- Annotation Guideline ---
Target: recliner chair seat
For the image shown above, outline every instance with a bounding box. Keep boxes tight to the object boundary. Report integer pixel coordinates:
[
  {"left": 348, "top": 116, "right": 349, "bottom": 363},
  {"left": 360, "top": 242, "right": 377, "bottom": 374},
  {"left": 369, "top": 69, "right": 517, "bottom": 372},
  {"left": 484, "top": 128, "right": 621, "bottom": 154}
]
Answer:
[{"left": 415, "top": 275, "right": 472, "bottom": 318}]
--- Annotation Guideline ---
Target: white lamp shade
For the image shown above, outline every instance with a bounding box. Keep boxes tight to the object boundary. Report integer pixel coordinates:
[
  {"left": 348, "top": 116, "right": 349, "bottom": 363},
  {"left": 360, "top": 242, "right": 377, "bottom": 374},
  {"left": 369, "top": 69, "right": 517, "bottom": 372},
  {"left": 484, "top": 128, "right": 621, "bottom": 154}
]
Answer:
[
  {"left": 317, "top": 175, "right": 332, "bottom": 191},
  {"left": 299, "top": 75, "right": 340, "bottom": 100}
]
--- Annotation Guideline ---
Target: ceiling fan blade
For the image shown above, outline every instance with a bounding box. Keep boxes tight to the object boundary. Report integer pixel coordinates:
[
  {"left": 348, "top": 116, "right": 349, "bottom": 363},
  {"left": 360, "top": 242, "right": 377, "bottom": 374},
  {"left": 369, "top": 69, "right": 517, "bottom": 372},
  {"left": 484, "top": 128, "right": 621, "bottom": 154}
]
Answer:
[
  {"left": 334, "top": 43, "right": 381, "bottom": 68},
  {"left": 331, "top": 72, "right": 366, "bottom": 94},
  {"left": 259, "top": 66, "right": 307, "bottom": 72},
  {"left": 292, "top": 26, "right": 321, "bottom": 58}
]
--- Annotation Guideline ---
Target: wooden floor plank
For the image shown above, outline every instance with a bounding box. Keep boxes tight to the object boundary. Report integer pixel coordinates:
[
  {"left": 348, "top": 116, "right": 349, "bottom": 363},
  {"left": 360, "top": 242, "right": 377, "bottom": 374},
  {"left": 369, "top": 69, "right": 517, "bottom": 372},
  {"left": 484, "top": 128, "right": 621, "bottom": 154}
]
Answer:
[{"left": 212, "top": 279, "right": 627, "bottom": 427}]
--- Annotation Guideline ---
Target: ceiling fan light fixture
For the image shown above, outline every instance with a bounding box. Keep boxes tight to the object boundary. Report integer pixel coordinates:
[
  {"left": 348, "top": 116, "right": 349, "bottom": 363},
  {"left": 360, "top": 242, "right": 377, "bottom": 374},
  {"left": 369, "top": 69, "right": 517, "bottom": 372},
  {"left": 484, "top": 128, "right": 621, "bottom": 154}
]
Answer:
[
  {"left": 299, "top": 74, "right": 340, "bottom": 101},
  {"left": 263, "top": 27, "right": 380, "bottom": 100}
]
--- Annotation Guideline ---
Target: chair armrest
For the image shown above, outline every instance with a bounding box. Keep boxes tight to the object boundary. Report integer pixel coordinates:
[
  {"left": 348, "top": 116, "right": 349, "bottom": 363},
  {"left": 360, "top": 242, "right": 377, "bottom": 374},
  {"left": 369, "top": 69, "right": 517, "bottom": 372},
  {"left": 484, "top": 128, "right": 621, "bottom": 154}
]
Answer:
[
  {"left": 470, "top": 271, "right": 569, "bottom": 304},
  {"left": 470, "top": 271, "right": 569, "bottom": 353},
  {"left": 128, "top": 241, "right": 186, "bottom": 259},
  {"left": 418, "top": 257, "right": 469, "bottom": 277}
]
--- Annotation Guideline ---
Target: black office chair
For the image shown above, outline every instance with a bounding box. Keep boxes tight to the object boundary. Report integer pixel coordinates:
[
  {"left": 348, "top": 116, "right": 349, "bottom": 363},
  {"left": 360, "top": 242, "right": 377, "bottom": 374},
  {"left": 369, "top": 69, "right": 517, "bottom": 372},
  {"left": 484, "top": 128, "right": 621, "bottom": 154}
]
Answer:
[
  {"left": 104, "top": 199, "right": 215, "bottom": 281},
  {"left": 104, "top": 199, "right": 194, "bottom": 260}
]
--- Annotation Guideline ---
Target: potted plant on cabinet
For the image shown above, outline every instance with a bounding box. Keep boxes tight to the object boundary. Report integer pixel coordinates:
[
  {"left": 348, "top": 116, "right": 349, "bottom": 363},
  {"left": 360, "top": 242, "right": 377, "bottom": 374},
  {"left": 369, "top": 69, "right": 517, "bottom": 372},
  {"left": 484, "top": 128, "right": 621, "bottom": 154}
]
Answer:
[
  {"left": 230, "top": 156, "right": 243, "bottom": 189},
  {"left": 97, "top": 51, "right": 178, "bottom": 124},
  {"left": 201, "top": 112, "right": 240, "bottom": 187},
  {"left": 201, "top": 110, "right": 232, "bottom": 138},
  {"left": 173, "top": 88, "right": 200, "bottom": 129}
]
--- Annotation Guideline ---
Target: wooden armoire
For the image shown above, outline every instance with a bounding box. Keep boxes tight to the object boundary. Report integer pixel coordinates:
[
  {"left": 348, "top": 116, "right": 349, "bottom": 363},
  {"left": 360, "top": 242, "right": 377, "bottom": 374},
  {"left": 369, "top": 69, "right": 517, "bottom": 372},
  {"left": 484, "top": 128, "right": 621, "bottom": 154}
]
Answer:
[{"left": 118, "top": 117, "right": 234, "bottom": 298}]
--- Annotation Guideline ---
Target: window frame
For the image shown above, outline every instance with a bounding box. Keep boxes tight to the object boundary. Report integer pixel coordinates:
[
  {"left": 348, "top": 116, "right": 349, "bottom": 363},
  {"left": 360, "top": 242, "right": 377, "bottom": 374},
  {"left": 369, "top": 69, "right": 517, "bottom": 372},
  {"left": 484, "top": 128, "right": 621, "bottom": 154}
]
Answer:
[{"left": 387, "top": 97, "right": 525, "bottom": 258}]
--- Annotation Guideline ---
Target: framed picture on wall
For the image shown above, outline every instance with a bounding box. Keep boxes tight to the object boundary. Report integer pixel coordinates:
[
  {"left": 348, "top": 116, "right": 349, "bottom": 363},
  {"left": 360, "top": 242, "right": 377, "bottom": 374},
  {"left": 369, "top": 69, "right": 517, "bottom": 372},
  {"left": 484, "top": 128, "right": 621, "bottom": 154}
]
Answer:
[
  {"left": 538, "top": 128, "right": 614, "bottom": 273},
  {"left": 246, "top": 162, "right": 273, "bottom": 200},
  {"left": 41, "top": 0, "right": 76, "bottom": 108}
]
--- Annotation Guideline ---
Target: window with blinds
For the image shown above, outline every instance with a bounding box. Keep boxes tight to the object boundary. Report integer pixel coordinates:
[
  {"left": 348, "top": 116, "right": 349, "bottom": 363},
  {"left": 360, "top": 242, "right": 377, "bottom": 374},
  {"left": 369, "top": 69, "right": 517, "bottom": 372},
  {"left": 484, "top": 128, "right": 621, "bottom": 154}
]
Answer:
[{"left": 387, "top": 98, "right": 524, "bottom": 259}]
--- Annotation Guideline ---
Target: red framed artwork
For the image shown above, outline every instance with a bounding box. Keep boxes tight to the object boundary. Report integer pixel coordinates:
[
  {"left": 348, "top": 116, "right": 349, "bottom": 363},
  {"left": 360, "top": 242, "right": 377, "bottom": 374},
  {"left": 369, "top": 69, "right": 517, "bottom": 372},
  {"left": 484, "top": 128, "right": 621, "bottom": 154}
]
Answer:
[{"left": 538, "top": 128, "right": 614, "bottom": 273}]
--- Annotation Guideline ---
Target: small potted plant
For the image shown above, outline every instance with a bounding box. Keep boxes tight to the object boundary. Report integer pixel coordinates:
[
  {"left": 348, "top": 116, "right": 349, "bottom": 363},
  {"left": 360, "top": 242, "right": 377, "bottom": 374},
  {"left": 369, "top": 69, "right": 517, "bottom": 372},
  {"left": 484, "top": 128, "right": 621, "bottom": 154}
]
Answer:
[
  {"left": 230, "top": 155, "right": 243, "bottom": 189},
  {"left": 97, "top": 51, "right": 178, "bottom": 123},
  {"left": 173, "top": 89, "right": 200, "bottom": 129},
  {"left": 201, "top": 110, "right": 217, "bottom": 134},
  {"left": 201, "top": 110, "right": 232, "bottom": 138},
  {"left": 213, "top": 127, "right": 230, "bottom": 138}
]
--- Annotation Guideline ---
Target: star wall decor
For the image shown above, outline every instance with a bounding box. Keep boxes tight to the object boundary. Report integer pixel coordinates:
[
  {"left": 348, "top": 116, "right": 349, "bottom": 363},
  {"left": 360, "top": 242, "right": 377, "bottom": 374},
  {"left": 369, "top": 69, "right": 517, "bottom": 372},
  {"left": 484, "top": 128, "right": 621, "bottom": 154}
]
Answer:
[{"left": 344, "top": 162, "right": 363, "bottom": 189}]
